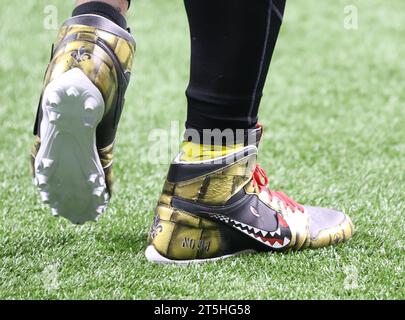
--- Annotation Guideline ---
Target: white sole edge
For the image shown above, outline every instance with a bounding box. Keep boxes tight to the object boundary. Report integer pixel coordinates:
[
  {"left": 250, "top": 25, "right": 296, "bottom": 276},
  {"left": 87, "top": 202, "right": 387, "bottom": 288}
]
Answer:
[
  {"left": 34, "top": 68, "right": 108, "bottom": 225},
  {"left": 145, "top": 245, "right": 256, "bottom": 265}
]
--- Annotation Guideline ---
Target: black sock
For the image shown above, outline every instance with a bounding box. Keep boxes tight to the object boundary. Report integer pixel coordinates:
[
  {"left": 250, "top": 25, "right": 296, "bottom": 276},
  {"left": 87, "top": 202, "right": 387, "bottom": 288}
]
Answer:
[
  {"left": 72, "top": 1, "right": 127, "bottom": 29},
  {"left": 184, "top": 0, "right": 286, "bottom": 131}
]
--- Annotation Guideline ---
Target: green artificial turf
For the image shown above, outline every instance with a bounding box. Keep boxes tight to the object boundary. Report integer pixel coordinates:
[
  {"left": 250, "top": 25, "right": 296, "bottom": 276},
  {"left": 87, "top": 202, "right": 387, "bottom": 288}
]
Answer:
[{"left": 0, "top": 0, "right": 404, "bottom": 299}]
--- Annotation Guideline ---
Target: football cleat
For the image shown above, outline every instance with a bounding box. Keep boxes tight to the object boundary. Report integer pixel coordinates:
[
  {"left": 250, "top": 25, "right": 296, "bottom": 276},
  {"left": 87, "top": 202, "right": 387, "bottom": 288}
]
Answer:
[
  {"left": 31, "top": 14, "right": 135, "bottom": 224},
  {"left": 146, "top": 126, "right": 354, "bottom": 264}
]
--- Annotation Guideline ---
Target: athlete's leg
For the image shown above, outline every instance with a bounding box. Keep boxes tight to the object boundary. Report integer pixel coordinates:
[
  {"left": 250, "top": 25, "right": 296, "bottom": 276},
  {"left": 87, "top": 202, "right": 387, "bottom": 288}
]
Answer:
[
  {"left": 31, "top": 0, "right": 135, "bottom": 224},
  {"left": 75, "top": 0, "right": 130, "bottom": 16},
  {"left": 185, "top": 0, "right": 286, "bottom": 131},
  {"left": 72, "top": 0, "right": 129, "bottom": 28},
  {"left": 146, "top": 0, "right": 354, "bottom": 264}
]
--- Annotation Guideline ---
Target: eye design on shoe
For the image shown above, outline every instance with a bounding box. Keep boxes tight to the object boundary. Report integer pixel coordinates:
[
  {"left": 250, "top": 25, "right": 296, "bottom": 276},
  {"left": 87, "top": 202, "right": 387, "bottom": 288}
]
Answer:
[{"left": 250, "top": 206, "right": 260, "bottom": 217}]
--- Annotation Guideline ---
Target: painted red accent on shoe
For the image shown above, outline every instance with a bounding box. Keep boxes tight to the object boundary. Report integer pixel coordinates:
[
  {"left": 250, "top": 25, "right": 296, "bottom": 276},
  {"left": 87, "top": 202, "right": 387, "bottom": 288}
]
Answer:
[
  {"left": 277, "top": 213, "right": 289, "bottom": 228},
  {"left": 258, "top": 235, "right": 283, "bottom": 245}
]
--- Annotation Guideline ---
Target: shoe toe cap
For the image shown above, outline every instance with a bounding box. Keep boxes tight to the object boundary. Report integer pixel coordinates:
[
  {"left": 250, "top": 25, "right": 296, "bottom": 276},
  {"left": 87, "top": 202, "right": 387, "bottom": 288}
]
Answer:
[{"left": 303, "top": 206, "right": 355, "bottom": 248}]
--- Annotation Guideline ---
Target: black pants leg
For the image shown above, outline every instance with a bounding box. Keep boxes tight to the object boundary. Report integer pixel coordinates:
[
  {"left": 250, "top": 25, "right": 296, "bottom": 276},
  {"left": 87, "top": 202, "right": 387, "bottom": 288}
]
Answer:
[{"left": 184, "top": 0, "right": 286, "bottom": 131}]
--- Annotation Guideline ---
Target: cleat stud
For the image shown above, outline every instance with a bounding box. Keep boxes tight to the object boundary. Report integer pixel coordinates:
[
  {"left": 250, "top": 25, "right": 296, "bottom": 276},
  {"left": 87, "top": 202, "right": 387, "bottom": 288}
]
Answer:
[
  {"left": 49, "top": 111, "right": 61, "bottom": 123},
  {"left": 36, "top": 174, "right": 47, "bottom": 186},
  {"left": 84, "top": 122, "right": 95, "bottom": 128},
  {"left": 84, "top": 97, "right": 98, "bottom": 111},
  {"left": 41, "top": 158, "right": 54, "bottom": 169},
  {"left": 40, "top": 192, "right": 49, "bottom": 203},
  {"left": 93, "top": 187, "right": 105, "bottom": 197},
  {"left": 89, "top": 174, "right": 98, "bottom": 183},
  {"left": 48, "top": 92, "right": 61, "bottom": 106},
  {"left": 96, "top": 206, "right": 106, "bottom": 215},
  {"left": 66, "top": 87, "right": 80, "bottom": 97},
  {"left": 83, "top": 115, "right": 97, "bottom": 128}
]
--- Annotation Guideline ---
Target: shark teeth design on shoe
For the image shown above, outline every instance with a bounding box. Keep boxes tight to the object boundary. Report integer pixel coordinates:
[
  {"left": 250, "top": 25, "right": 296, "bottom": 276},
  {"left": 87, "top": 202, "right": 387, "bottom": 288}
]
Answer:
[{"left": 210, "top": 214, "right": 291, "bottom": 250}]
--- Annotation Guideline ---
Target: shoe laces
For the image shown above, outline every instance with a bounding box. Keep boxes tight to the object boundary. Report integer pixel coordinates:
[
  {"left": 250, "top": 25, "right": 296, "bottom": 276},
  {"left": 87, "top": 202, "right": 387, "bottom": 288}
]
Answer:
[{"left": 252, "top": 164, "right": 304, "bottom": 213}]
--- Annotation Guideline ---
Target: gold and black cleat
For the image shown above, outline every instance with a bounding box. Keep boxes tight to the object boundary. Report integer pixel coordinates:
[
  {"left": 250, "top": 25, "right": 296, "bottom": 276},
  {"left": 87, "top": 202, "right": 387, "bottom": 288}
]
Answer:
[
  {"left": 146, "top": 126, "right": 354, "bottom": 264},
  {"left": 31, "top": 14, "right": 135, "bottom": 224}
]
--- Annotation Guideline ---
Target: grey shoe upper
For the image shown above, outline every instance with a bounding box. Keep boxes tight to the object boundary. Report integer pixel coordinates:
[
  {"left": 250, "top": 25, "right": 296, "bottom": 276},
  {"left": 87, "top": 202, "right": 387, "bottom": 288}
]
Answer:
[{"left": 304, "top": 206, "right": 347, "bottom": 239}]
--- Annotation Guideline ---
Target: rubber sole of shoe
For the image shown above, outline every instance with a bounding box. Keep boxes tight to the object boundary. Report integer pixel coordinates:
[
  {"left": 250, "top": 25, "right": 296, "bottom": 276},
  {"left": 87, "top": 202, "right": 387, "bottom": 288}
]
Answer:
[
  {"left": 34, "top": 68, "right": 108, "bottom": 224},
  {"left": 144, "top": 245, "right": 256, "bottom": 265}
]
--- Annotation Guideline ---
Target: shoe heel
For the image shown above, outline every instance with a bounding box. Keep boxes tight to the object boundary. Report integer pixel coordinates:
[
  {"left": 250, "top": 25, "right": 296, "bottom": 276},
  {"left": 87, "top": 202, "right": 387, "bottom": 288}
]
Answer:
[
  {"left": 35, "top": 68, "right": 108, "bottom": 224},
  {"left": 146, "top": 204, "right": 256, "bottom": 264},
  {"left": 146, "top": 204, "right": 223, "bottom": 263}
]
